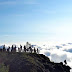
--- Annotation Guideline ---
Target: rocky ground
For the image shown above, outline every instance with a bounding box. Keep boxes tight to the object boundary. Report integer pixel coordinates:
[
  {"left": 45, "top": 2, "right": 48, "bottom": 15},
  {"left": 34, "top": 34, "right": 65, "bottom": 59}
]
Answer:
[{"left": 0, "top": 52, "right": 71, "bottom": 72}]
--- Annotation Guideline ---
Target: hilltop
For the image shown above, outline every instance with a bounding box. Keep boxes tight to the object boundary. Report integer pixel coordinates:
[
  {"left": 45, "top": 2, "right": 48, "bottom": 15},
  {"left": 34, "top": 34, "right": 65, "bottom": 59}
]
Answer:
[{"left": 0, "top": 52, "right": 71, "bottom": 72}]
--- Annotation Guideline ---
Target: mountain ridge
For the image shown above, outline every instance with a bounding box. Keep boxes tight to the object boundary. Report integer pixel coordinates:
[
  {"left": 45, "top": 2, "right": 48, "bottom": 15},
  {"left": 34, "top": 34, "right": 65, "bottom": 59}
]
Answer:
[{"left": 0, "top": 52, "right": 71, "bottom": 72}]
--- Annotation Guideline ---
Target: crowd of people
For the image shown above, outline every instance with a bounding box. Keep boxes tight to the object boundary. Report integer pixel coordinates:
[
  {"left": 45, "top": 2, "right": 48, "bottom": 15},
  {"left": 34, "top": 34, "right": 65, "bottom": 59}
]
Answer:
[{"left": 0, "top": 42, "right": 39, "bottom": 54}]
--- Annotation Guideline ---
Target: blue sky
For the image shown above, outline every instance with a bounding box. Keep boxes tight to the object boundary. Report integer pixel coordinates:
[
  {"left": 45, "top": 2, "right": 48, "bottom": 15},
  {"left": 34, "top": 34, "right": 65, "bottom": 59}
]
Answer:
[{"left": 0, "top": 0, "right": 72, "bottom": 43}]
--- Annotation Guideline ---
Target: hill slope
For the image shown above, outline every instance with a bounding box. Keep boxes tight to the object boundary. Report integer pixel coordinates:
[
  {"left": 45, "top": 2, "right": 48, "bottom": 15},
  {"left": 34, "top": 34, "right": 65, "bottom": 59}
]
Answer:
[{"left": 0, "top": 52, "right": 71, "bottom": 72}]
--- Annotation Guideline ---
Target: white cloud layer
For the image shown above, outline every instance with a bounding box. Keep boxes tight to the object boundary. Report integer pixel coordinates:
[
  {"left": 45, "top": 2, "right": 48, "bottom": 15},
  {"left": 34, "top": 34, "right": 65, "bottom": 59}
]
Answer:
[
  {"left": 39, "top": 42, "right": 72, "bottom": 70},
  {"left": 0, "top": 41, "right": 72, "bottom": 71}
]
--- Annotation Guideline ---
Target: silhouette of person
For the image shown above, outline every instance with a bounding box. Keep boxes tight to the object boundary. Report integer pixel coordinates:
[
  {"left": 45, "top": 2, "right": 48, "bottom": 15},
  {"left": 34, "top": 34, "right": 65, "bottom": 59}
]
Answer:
[
  {"left": 37, "top": 48, "right": 39, "bottom": 54},
  {"left": 29, "top": 46, "right": 32, "bottom": 53},
  {"left": 14, "top": 45, "right": 16, "bottom": 52},
  {"left": 24, "top": 45, "right": 26, "bottom": 52},
  {"left": 64, "top": 60, "right": 67, "bottom": 65},
  {"left": 7, "top": 46, "right": 10, "bottom": 52},
  {"left": 20, "top": 45, "right": 22, "bottom": 51},
  {"left": 18, "top": 45, "right": 22, "bottom": 52},
  {"left": 11, "top": 45, "right": 14, "bottom": 52},
  {"left": 3, "top": 45, "right": 6, "bottom": 52},
  {"left": 34, "top": 47, "right": 36, "bottom": 53}
]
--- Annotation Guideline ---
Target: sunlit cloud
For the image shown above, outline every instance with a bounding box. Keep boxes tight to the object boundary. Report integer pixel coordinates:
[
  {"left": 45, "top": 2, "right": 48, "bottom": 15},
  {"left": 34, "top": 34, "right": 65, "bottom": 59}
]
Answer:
[{"left": 38, "top": 41, "right": 72, "bottom": 68}]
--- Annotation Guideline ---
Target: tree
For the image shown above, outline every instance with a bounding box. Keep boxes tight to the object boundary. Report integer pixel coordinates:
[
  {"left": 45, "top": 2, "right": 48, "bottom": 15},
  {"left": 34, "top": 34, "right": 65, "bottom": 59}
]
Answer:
[{"left": 3, "top": 45, "right": 6, "bottom": 52}]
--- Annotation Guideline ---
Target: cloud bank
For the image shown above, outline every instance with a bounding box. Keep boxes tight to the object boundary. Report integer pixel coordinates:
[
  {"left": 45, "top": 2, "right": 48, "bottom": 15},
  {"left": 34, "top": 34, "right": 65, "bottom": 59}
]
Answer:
[
  {"left": 0, "top": 41, "right": 72, "bottom": 71},
  {"left": 39, "top": 42, "right": 72, "bottom": 69}
]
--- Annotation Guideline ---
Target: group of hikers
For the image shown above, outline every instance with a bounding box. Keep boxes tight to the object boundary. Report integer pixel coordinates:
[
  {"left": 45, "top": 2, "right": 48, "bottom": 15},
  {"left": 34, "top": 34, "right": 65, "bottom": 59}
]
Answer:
[{"left": 0, "top": 42, "right": 39, "bottom": 54}]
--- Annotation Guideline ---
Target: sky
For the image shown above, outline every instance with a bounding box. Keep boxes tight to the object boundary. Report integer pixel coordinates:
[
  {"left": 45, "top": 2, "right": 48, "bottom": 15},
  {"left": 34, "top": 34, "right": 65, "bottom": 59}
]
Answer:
[
  {"left": 0, "top": 0, "right": 72, "bottom": 43},
  {"left": 0, "top": 0, "right": 72, "bottom": 71}
]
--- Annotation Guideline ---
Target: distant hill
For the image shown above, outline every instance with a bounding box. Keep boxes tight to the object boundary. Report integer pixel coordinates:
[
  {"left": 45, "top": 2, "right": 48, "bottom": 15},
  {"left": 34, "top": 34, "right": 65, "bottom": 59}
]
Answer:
[{"left": 0, "top": 52, "right": 71, "bottom": 72}]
